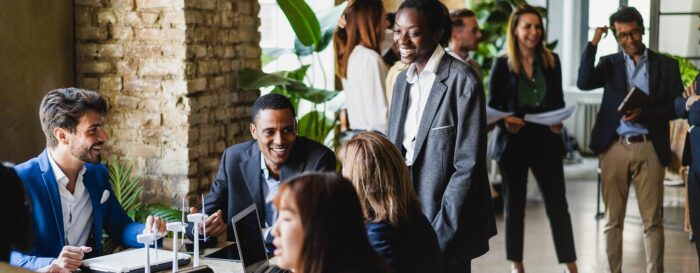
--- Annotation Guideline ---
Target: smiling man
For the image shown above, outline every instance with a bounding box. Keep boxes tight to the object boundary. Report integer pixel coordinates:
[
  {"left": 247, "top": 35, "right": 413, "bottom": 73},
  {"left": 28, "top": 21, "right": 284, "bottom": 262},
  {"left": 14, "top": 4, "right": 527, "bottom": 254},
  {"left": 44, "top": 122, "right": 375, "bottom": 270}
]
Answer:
[
  {"left": 11, "top": 88, "right": 165, "bottom": 272},
  {"left": 577, "top": 6, "right": 683, "bottom": 273},
  {"left": 191, "top": 93, "right": 336, "bottom": 248}
]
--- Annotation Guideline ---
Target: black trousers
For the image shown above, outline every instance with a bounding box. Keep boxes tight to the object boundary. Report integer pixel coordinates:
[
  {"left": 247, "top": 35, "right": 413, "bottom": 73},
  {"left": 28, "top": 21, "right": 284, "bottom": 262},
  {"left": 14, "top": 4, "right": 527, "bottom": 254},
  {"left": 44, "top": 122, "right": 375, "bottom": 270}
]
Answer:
[
  {"left": 498, "top": 125, "right": 576, "bottom": 263},
  {"left": 445, "top": 259, "right": 471, "bottom": 273}
]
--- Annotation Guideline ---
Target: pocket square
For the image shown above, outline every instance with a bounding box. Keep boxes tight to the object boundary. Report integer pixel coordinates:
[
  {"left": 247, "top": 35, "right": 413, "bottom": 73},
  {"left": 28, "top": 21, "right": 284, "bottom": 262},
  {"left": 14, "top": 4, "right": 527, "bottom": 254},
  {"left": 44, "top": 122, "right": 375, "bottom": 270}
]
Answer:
[{"left": 100, "top": 190, "right": 110, "bottom": 204}]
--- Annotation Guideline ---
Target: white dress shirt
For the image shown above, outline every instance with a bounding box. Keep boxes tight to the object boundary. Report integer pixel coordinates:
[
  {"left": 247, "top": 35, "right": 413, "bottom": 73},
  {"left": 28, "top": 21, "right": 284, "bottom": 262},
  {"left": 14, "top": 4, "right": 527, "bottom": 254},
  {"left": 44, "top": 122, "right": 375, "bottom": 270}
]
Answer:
[
  {"left": 403, "top": 46, "right": 445, "bottom": 165},
  {"left": 48, "top": 150, "right": 92, "bottom": 247},
  {"left": 341, "top": 45, "right": 389, "bottom": 134}
]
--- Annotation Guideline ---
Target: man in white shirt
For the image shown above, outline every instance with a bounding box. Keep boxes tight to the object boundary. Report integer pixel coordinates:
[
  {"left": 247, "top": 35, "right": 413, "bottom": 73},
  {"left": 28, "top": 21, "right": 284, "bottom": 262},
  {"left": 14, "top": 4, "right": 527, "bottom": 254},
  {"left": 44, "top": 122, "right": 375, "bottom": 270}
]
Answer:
[
  {"left": 447, "top": 8, "right": 483, "bottom": 79},
  {"left": 12, "top": 88, "right": 166, "bottom": 272}
]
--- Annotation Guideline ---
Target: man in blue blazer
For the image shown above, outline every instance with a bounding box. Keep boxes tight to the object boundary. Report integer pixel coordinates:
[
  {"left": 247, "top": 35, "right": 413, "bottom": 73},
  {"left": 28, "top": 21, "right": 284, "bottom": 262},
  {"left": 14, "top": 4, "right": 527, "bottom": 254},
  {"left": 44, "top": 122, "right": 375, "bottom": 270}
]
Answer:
[
  {"left": 674, "top": 18, "right": 700, "bottom": 269},
  {"left": 11, "top": 88, "right": 165, "bottom": 272},
  {"left": 188, "top": 94, "right": 336, "bottom": 248},
  {"left": 577, "top": 7, "right": 683, "bottom": 273}
]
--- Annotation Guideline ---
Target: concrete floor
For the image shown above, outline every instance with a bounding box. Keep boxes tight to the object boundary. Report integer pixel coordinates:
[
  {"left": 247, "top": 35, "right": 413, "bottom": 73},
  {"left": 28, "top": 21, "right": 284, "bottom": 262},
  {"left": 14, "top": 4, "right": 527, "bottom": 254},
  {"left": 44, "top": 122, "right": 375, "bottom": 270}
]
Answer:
[{"left": 472, "top": 158, "right": 699, "bottom": 273}]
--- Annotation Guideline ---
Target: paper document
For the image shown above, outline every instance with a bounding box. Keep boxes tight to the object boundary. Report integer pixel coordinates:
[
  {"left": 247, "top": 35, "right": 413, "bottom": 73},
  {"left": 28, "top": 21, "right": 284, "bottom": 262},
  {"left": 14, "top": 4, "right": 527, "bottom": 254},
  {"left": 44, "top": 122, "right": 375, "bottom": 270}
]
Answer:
[
  {"left": 487, "top": 106, "right": 514, "bottom": 125},
  {"left": 523, "top": 105, "right": 576, "bottom": 126}
]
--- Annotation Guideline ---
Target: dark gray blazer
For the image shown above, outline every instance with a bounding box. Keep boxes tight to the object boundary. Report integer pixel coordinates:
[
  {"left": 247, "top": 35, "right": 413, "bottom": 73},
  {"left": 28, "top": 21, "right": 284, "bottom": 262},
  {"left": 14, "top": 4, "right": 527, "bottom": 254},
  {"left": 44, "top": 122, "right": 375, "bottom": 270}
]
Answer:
[
  {"left": 387, "top": 52, "right": 497, "bottom": 261},
  {"left": 197, "top": 137, "right": 336, "bottom": 241}
]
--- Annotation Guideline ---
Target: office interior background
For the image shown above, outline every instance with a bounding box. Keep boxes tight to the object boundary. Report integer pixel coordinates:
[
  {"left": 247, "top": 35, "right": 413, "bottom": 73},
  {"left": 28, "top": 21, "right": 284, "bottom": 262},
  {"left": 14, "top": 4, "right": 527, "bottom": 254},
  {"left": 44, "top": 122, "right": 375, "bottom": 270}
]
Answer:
[{"left": 1, "top": 0, "right": 699, "bottom": 272}]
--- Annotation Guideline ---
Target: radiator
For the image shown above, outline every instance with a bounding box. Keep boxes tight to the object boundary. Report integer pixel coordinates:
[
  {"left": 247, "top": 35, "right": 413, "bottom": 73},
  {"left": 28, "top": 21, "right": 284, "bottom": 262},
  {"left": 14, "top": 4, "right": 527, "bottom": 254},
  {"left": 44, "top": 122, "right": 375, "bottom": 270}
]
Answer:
[{"left": 575, "top": 100, "right": 601, "bottom": 155}]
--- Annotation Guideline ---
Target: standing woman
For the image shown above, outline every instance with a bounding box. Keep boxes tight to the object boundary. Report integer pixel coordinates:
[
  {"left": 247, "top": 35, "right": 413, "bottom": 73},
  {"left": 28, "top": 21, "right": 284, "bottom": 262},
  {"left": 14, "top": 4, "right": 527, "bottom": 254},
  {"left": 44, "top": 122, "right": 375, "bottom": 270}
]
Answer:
[
  {"left": 333, "top": 0, "right": 389, "bottom": 134},
  {"left": 488, "top": 5, "right": 577, "bottom": 273},
  {"left": 387, "top": 0, "right": 496, "bottom": 272},
  {"left": 270, "top": 173, "right": 388, "bottom": 273},
  {"left": 339, "top": 131, "right": 444, "bottom": 273}
]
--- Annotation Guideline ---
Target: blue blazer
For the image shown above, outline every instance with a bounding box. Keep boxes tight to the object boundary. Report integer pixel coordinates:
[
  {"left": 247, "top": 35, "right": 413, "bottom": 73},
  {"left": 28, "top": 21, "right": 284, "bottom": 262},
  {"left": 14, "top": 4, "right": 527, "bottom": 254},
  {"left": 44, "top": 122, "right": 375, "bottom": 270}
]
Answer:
[
  {"left": 675, "top": 76, "right": 700, "bottom": 171},
  {"left": 11, "top": 149, "right": 145, "bottom": 271},
  {"left": 577, "top": 43, "right": 684, "bottom": 166},
  {"left": 366, "top": 213, "right": 444, "bottom": 273}
]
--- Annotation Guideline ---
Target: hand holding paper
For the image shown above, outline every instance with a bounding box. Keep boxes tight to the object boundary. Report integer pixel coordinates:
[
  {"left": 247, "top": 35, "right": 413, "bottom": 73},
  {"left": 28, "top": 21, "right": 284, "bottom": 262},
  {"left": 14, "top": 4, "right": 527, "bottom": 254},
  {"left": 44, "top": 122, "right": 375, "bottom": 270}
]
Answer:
[{"left": 523, "top": 105, "right": 576, "bottom": 126}]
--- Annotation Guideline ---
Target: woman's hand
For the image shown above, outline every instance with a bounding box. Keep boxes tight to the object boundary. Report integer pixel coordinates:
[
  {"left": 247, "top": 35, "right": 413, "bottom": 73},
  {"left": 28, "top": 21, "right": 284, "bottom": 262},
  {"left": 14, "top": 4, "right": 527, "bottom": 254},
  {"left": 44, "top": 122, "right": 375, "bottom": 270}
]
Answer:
[
  {"left": 504, "top": 116, "right": 525, "bottom": 134},
  {"left": 549, "top": 123, "right": 563, "bottom": 134}
]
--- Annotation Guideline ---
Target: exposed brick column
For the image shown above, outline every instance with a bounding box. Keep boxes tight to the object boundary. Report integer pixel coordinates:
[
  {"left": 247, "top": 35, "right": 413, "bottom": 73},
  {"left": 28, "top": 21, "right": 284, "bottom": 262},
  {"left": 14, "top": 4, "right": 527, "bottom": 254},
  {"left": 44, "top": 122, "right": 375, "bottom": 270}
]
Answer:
[
  {"left": 74, "top": 0, "right": 260, "bottom": 205},
  {"left": 184, "top": 0, "right": 261, "bottom": 197}
]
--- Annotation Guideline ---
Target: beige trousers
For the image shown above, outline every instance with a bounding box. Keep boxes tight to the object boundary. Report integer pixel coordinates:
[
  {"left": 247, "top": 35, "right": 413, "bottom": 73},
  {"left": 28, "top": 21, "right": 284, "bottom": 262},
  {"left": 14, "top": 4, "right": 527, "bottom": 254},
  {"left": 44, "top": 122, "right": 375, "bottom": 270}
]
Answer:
[{"left": 600, "top": 140, "right": 665, "bottom": 273}]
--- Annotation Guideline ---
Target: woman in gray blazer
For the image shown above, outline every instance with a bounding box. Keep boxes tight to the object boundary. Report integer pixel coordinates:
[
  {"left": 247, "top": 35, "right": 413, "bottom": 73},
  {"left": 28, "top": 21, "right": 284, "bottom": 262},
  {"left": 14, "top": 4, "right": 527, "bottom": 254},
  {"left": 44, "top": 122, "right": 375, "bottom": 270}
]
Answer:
[{"left": 387, "top": 0, "right": 496, "bottom": 272}]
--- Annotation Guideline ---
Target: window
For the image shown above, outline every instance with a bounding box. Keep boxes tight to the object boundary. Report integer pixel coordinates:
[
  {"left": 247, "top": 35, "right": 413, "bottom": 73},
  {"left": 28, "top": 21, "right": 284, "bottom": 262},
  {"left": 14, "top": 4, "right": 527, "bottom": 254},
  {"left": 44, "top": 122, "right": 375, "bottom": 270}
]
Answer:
[
  {"left": 258, "top": 0, "right": 335, "bottom": 91},
  {"left": 652, "top": 0, "right": 700, "bottom": 68}
]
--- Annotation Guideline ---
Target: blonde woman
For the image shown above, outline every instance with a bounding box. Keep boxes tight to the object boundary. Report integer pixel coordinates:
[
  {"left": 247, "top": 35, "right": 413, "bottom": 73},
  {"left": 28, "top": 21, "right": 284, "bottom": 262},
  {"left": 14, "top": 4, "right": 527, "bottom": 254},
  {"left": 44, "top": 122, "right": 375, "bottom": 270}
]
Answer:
[
  {"left": 488, "top": 5, "right": 577, "bottom": 273},
  {"left": 339, "top": 132, "right": 443, "bottom": 273}
]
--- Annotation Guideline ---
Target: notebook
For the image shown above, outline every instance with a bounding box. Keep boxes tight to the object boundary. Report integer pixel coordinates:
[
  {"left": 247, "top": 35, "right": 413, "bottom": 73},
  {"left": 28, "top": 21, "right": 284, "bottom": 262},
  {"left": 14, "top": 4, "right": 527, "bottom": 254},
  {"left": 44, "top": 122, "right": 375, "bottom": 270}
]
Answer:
[
  {"left": 81, "top": 248, "right": 191, "bottom": 273},
  {"left": 618, "top": 86, "right": 653, "bottom": 114}
]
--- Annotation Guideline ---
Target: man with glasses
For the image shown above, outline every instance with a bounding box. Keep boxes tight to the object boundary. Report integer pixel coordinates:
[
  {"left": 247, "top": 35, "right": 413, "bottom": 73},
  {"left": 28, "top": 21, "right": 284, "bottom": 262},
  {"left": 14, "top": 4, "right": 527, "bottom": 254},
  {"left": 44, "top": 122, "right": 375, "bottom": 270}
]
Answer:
[{"left": 577, "top": 6, "right": 684, "bottom": 273}]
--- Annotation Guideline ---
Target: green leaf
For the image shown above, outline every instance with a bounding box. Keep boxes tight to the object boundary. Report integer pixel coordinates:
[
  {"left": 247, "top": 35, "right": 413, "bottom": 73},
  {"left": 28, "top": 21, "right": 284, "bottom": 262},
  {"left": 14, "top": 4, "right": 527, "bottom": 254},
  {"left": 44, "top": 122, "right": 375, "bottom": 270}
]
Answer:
[
  {"left": 285, "top": 65, "right": 310, "bottom": 81},
  {"left": 239, "top": 68, "right": 300, "bottom": 89},
  {"left": 546, "top": 40, "right": 558, "bottom": 51},
  {"left": 298, "top": 111, "right": 336, "bottom": 143},
  {"left": 143, "top": 204, "right": 185, "bottom": 222},
  {"left": 293, "top": 1, "right": 348, "bottom": 55},
  {"left": 277, "top": 0, "right": 321, "bottom": 47},
  {"left": 286, "top": 85, "right": 339, "bottom": 104}
]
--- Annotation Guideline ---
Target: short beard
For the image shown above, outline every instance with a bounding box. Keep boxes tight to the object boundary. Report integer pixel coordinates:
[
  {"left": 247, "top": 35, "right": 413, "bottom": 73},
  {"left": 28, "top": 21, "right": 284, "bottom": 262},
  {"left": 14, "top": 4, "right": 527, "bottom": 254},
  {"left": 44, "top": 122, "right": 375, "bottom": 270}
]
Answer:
[{"left": 73, "top": 142, "right": 103, "bottom": 163}]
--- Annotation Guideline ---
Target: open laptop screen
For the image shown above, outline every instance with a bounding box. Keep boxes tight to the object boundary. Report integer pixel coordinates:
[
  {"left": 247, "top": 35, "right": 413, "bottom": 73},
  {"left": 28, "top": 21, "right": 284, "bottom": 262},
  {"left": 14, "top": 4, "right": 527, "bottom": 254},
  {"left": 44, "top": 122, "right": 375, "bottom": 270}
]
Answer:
[{"left": 232, "top": 204, "right": 269, "bottom": 272}]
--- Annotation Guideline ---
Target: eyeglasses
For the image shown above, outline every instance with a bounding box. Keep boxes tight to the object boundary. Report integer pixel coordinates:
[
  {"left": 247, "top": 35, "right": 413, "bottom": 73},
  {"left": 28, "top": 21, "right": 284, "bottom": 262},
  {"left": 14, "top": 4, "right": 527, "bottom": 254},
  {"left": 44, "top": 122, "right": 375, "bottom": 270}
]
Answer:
[{"left": 616, "top": 29, "right": 643, "bottom": 41}]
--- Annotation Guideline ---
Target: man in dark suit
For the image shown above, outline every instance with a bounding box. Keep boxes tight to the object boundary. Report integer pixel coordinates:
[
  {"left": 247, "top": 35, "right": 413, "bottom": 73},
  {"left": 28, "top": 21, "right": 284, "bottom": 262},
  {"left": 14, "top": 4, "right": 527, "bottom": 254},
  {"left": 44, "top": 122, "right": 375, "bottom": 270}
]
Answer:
[
  {"left": 577, "top": 7, "right": 683, "bottom": 273},
  {"left": 388, "top": 1, "right": 496, "bottom": 272},
  {"left": 674, "top": 17, "right": 700, "bottom": 269},
  {"left": 189, "top": 93, "right": 336, "bottom": 246}
]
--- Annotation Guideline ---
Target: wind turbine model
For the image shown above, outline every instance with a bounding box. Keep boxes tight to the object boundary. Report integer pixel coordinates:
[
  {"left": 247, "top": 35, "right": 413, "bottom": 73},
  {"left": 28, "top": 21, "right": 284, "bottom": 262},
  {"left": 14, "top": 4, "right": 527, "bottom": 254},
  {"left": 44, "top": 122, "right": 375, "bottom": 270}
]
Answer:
[
  {"left": 187, "top": 194, "right": 208, "bottom": 267},
  {"left": 166, "top": 198, "right": 188, "bottom": 272},
  {"left": 136, "top": 221, "right": 164, "bottom": 273}
]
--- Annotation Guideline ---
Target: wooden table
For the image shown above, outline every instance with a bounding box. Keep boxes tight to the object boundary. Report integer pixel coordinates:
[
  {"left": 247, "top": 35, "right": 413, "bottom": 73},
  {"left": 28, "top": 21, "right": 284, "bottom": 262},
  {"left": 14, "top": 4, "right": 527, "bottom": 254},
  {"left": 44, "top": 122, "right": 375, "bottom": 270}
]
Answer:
[{"left": 160, "top": 238, "right": 244, "bottom": 273}]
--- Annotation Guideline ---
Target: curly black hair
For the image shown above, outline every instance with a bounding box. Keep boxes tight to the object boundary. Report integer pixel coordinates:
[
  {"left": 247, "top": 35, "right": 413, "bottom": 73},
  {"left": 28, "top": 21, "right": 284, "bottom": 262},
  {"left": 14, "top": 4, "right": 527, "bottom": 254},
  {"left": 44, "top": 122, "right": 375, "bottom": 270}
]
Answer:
[{"left": 397, "top": 0, "right": 452, "bottom": 47}]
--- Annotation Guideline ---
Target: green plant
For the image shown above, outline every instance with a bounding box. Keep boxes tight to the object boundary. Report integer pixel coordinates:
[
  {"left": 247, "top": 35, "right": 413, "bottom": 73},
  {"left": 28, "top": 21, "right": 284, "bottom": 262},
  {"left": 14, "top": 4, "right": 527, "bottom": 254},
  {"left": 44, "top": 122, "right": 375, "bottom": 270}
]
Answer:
[
  {"left": 239, "top": 0, "right": 347, "bottom": 145},
  {"left": 103, "top": 158, "right": 183, "bottom": 254},
  {"left": 665, "top": 54, "right": 699, "bottom": 87}
]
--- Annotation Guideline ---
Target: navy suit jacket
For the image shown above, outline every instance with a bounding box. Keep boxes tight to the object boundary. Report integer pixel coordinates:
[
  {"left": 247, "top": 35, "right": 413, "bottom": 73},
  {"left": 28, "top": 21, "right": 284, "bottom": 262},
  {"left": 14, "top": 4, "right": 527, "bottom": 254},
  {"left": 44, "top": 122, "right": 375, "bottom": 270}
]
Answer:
[
  {"left": 675, "top": 76, "right": 700, "bottom": 170},
  {"left": 577, "top": 43, "right": 684, "bottom": 166},
  {"left": 488, "top": 54, "right": 566, "bottom": 161},
  {"left": 366, "top": 213, "right": 444, "bottom": 273},
  {"left": 197, "top": 137, "right": 335, "bottom": 241},
  {"left": 11, "top": 150, "right": 144, "bottom": 271}
]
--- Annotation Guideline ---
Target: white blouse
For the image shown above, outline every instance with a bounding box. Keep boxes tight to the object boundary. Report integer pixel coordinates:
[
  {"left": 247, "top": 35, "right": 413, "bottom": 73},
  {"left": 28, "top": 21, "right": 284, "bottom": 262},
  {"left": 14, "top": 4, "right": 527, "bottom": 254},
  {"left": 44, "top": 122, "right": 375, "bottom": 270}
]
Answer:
[{"left": 341, "top": 45, "right": 389, "bottom": 134}]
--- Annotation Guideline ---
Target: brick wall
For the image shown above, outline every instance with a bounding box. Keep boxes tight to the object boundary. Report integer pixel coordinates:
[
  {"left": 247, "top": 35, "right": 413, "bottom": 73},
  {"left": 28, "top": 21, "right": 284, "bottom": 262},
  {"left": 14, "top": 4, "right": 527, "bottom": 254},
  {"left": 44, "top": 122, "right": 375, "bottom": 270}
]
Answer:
[{"left": 74, "top": 0, "right": 260, "bottom": 205}]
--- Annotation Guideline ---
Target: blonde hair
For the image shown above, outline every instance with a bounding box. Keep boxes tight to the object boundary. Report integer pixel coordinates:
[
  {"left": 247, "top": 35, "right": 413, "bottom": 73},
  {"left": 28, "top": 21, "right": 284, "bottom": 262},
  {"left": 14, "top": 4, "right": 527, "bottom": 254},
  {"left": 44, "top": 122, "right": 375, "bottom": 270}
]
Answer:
[
  {"left": 339, "top": 132, "right": 421, "bottom": 227},
  {"left": 333, "top": 0, "right": 385, "bottom": 78},
  {"left": 505, "top": 4, "right": 555, "bottom": 74}
]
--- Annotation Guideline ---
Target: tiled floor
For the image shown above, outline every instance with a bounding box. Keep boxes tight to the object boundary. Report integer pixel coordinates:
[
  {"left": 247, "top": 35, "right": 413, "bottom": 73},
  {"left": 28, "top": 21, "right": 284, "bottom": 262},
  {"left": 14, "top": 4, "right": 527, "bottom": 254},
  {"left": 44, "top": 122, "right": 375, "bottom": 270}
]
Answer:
[{"left": 472, "top": 159, "right": 699, "bottom": 273}]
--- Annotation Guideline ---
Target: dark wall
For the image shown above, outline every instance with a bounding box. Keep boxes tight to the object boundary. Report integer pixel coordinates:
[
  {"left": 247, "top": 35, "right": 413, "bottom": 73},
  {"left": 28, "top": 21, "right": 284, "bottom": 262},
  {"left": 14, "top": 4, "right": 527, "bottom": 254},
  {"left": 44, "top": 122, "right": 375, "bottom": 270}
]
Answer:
[{"left": 0, "top": 1, "right": 74, "bottom": 163}]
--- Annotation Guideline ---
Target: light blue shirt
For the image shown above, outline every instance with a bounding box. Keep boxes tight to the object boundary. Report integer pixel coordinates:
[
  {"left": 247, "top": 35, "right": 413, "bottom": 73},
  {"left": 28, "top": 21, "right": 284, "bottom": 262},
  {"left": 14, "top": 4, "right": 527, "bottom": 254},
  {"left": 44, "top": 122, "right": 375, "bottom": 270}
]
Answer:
[
  {"left": 616, "top": 48, "right": 650, "bottom": 137},
  {"left": 260, "top": 153, "right": 280, "bottom": 230}
]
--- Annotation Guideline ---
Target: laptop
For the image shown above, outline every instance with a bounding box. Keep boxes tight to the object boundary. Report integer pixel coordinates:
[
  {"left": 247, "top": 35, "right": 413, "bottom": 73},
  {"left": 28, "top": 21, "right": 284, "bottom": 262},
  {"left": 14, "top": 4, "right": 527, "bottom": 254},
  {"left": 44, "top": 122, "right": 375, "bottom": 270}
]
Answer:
[{"left": 204, "top": 204, "right": 269, "bottom": 272}]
